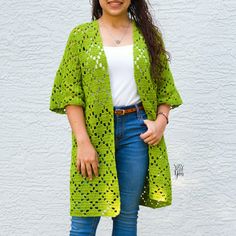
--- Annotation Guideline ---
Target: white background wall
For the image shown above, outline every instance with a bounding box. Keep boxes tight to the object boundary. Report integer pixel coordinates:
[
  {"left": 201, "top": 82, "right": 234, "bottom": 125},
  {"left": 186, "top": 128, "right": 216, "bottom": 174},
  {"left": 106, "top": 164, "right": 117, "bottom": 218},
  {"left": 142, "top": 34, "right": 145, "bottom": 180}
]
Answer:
[{"left": 0, "top": 0, "right": 235, "bottom": 235}]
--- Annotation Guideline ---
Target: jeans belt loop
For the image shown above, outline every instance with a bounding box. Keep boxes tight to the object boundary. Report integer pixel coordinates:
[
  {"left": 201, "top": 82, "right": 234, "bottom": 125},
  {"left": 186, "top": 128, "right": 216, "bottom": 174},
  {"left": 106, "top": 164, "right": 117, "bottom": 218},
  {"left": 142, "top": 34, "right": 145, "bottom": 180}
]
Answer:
[{"left": 134, "top": 103, "right": 141, "bottom": 119}]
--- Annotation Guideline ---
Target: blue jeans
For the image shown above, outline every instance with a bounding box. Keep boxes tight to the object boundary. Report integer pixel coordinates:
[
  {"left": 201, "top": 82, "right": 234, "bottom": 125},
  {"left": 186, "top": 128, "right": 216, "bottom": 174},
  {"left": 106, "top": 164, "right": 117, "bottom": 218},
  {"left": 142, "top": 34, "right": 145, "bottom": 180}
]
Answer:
[{"left": 69, "top": 101, "right": 149, "bottom": 236}]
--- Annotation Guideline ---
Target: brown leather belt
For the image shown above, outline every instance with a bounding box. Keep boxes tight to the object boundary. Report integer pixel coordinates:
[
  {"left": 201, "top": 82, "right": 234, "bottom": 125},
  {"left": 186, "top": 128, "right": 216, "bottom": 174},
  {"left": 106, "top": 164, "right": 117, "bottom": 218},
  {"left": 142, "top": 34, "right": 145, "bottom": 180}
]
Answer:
[{"left": 114, "top": 104, "right": 144, "bottom": 115}]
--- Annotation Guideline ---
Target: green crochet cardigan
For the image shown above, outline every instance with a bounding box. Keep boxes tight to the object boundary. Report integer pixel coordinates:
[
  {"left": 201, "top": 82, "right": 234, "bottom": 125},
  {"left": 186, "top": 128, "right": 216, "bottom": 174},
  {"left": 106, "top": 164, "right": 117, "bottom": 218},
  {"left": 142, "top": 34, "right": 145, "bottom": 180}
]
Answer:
[{"left": 49, "top": 19, "right": 183, "bottom": 217}]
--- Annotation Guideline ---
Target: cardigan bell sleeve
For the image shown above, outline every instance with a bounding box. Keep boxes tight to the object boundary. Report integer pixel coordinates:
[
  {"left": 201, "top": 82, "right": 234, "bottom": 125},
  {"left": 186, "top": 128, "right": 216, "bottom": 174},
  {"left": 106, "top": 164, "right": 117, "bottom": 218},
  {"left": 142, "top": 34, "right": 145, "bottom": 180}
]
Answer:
[
  {"left": 156, "top": 51, "right": 183, "bottom": 110},
  {"left": 49, "top": 28, "right": 85, "bottom": 114}
]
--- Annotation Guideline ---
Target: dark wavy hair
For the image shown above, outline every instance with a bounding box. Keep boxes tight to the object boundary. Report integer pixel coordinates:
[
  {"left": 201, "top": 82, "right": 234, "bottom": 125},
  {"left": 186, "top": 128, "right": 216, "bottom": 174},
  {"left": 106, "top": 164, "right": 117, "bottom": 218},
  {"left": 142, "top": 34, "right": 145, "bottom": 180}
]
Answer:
[{"left": 90, "top": 0, "right": 171, "bottom": 83}]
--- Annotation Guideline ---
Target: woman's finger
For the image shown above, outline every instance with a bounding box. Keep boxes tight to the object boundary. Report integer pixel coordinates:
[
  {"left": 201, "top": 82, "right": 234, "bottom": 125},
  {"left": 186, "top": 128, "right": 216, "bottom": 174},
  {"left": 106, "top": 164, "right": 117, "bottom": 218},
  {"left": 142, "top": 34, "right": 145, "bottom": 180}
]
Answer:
[
  {"left": 149, "top": 139, "right": 158, "bottom": 145},
  {"left": 143, "top": 133, "right": 155, "bottom": 143},
  {"left": 76, "top": 159, "right": 81, "bottom": 173},
  {"left": 85, "top": 163, "right": 93, "bottom": 180},
  {"left": 80, "top": 161, "right": 87, "bottom": 178},
  {"left": 91, "top": 161, "right": 99, "bottom": 178},
  {"left": 153, "top": 141, "right": 159, "bottom": 146}
]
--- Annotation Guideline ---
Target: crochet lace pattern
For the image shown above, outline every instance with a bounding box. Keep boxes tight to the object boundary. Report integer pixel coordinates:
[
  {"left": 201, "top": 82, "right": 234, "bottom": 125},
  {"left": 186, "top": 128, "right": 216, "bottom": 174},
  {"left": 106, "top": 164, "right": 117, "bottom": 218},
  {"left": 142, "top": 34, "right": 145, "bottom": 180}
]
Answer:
[{"left": 49, "top": 19, "right": 183, "bottom": 217}]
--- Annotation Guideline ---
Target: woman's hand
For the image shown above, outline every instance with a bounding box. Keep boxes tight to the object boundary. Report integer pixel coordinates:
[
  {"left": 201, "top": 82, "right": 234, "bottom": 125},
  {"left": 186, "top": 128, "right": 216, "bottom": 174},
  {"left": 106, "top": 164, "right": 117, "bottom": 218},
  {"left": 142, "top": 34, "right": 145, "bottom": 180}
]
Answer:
[
  {"left": 76, "top": 140, "right": 99, "bottom": 181},
  {"left": 140, "top": 115, "right": 168, "bottom": 145}
]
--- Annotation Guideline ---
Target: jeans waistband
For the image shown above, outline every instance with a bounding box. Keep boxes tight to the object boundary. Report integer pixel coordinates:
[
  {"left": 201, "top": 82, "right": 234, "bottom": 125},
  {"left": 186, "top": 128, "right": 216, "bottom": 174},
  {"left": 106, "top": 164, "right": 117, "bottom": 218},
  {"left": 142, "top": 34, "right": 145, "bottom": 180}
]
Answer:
[{"left": 113, "top": 101, "right": 143, "bottom": 110}]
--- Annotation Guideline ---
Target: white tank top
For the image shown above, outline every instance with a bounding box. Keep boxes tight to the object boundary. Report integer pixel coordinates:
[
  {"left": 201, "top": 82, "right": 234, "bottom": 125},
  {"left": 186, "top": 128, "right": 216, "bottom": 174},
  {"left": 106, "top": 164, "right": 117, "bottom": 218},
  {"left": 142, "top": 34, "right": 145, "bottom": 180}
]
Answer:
[{"left": 103, "top": 44, "right": 141, "bottom": 106}]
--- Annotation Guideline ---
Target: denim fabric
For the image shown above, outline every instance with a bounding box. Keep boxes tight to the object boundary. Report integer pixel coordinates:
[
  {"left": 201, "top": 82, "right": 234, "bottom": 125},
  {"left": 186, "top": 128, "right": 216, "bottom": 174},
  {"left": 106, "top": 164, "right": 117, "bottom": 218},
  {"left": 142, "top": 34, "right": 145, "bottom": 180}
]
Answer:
[{"left": 69, "top": 101, "right": 149, "bottom": 236}]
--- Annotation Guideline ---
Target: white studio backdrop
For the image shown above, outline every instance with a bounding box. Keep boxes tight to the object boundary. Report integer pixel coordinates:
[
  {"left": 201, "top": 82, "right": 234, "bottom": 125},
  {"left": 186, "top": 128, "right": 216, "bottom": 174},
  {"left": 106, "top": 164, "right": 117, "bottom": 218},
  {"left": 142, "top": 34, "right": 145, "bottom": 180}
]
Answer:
[{"left": 0, "top": 0, "right": 235, "bottom": 235}]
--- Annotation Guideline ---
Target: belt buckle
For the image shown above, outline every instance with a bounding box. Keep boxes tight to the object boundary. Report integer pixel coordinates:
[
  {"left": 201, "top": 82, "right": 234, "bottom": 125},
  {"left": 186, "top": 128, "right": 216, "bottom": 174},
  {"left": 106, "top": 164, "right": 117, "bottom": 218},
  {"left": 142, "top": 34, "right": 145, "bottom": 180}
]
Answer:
[{"left": 115, "top": 109, "right": 125, "bottom": 115}]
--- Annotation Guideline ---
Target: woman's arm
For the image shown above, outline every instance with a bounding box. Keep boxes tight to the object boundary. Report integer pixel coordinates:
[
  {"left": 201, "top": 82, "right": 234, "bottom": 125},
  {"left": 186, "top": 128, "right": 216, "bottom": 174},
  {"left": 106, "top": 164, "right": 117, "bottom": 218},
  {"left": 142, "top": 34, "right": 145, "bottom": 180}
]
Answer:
[
  {"left": 65, "top": 105, "right": 99, "bottom": 181},
  {"left": 65, "top": 105, "right": 90, "bottom": 143},
  {"left": 155, "top": 104, "right": 171, "bottom": 125}
]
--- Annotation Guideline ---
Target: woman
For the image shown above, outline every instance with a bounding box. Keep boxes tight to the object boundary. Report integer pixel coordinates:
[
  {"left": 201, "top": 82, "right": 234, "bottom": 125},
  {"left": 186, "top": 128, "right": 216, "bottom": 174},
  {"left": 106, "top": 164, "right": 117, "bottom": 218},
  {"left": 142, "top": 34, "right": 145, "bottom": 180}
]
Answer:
[{"left": 49, "top": 0, "right": 183, "bottom": 235}]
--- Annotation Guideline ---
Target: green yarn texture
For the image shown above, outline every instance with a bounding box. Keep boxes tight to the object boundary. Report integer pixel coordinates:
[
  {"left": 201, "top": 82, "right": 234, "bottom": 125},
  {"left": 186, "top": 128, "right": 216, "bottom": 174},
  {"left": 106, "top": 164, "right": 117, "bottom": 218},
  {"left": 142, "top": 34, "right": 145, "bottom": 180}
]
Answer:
[{"left": 49, "top": 19, "right": 183, "bottom": 217}]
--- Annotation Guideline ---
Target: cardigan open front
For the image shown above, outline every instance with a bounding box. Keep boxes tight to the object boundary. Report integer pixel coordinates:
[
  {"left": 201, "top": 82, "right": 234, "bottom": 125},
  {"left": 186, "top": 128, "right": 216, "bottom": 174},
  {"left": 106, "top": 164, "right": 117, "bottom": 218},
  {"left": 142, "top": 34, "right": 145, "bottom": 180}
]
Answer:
[{"left": 49, "top": 19, "right": 183, "bottom": 217}]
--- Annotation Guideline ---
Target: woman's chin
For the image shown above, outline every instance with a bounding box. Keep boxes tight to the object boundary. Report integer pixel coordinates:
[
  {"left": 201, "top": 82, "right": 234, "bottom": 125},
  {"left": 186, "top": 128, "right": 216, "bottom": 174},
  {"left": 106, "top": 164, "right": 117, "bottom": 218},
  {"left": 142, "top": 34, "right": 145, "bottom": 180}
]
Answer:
[{"left": 105, "top": 7, "right": 127, "bottom": 16}]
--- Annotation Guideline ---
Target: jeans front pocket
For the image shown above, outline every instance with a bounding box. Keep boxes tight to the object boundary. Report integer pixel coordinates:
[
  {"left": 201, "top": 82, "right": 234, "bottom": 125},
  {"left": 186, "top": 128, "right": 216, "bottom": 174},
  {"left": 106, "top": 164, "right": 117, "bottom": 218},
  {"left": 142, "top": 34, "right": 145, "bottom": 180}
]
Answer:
[{"left": 138, "top": 110, "right": 148, "bottom": 131}]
